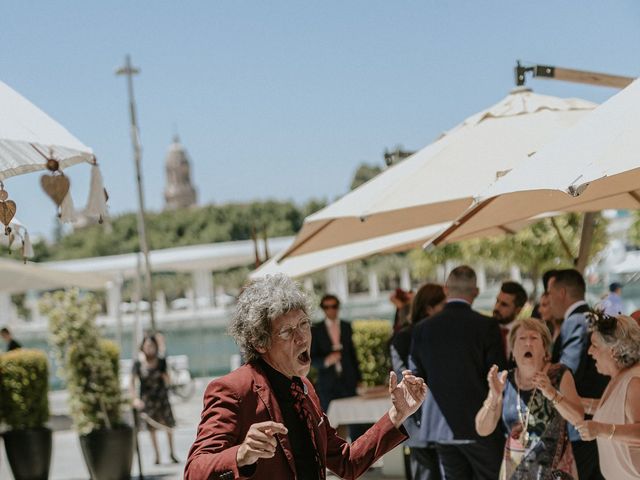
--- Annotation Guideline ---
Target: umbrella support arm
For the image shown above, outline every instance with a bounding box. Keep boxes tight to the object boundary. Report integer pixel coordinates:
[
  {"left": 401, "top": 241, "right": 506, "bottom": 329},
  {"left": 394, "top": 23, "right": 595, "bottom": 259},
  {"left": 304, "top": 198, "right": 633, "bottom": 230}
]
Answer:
[
  {"left": 515, "top": 61, "right": 634, "bottom": 89},
  {"left": 549, "top": 217, "right": 575, "bottom": 262},
  {"left": 575, "top": 212, "right": 597, "bottom": 274}
]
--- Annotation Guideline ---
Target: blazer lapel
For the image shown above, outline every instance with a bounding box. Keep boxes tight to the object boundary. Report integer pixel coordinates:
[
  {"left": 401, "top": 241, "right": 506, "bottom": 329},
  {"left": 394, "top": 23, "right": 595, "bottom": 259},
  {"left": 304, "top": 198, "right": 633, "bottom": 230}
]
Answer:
[
  {"left": 302, "top": 379, "right": 328, "bottom": 465},
  {"left": 252, "top": 367, "right": 297, "bottom": 477}
]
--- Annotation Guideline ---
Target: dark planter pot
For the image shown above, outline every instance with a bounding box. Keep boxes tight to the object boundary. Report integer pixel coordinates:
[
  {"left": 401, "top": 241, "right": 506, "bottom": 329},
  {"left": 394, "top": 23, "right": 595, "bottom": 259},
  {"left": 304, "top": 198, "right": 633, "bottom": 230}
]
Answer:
[
  {"left": 79, "top": 426, "right": 134, "bottom": 480},
  {"left": 4, "top": 427, "right": 53, "bottom": 480}
]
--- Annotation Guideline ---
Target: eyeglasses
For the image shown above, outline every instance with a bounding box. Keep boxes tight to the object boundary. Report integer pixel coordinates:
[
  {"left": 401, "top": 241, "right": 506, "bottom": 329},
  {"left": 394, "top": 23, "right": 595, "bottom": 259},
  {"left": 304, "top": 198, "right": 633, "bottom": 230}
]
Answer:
[
  {"left": 321, "top": 304, "right": 339, "bottom": 310},
  {"left": 276, "top": 318, "right": 312, "bottom": 341}
]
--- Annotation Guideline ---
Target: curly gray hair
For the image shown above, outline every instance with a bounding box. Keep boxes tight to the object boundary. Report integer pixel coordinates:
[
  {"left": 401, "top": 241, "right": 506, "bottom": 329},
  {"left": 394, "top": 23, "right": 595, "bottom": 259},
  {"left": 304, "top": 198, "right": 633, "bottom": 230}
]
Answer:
[
  {"left": 228, "top": 274, "right": 312, "bottom": 363},
  {"left": 590, "top": 313, "right": 640, "bottom": 369}
]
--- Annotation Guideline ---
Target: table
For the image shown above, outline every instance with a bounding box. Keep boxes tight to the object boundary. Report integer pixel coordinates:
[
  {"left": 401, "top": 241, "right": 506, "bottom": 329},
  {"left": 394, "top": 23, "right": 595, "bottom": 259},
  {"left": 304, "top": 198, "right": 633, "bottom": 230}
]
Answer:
[{"left": 326, "top": 395, "right": 405, "bottom": 477}]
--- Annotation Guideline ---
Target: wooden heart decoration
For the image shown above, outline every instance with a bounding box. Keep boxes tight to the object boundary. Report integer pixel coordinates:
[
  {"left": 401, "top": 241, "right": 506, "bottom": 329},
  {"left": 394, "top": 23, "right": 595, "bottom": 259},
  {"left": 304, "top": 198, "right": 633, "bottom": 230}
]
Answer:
[
  {"left": 40, "top": 174, "right": 70, "bottom": 206},
  {"left": 0, "top": 200, "right": 16, "bottom": 232}
]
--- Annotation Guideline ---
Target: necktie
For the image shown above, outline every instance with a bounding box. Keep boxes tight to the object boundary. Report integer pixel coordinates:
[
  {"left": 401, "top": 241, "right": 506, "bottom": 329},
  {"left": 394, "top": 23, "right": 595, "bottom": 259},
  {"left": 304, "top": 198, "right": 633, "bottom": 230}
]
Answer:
[{"left": 290, "top": 379, "right": 326, "bottom": 480}]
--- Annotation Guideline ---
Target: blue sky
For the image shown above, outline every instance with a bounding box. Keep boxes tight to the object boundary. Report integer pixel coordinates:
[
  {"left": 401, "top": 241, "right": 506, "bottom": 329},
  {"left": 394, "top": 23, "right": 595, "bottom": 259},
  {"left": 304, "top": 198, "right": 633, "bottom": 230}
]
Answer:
[{"left": 1, "top": 1, "right": 639, "bottom": 240}]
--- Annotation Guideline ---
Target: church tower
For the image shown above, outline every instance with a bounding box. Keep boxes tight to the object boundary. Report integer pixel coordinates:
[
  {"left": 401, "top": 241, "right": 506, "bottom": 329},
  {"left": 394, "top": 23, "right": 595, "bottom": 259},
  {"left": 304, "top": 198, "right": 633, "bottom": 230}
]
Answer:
[{"left": 164, "top": 135, "right": 197, "bottom": 210}]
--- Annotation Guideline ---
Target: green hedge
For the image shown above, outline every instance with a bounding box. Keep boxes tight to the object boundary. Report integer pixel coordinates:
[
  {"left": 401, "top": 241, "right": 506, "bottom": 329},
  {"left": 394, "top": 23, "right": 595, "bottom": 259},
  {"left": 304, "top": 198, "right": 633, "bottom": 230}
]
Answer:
[
  {"left": 0, "top": 348, "right": 49, "bottom": 430},
  {"left": 41, "top": 289, "right": 125, "bottom": 434},
  {"left": 352, "top": 319, "right": 392, "bottom": 387}
]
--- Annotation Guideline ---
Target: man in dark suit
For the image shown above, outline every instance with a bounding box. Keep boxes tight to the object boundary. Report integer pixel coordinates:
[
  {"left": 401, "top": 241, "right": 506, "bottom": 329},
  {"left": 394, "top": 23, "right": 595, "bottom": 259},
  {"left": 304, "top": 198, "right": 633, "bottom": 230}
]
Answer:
[
  {"left": 185, "top": 274, "right": 426, "bottom": 480},
  {"left": 492, "top": 280, "right": 527, "bottom": 360},
  {"left": 548, "top": 268, "right": 609, "bottom": 480},
  {"left": 410, "top": 265, "right": 506, "bottom": 480},
  {"left": 311, "top": 294, "right": 367, "bottom": 441},
  {"left": 310, "top": 294, "right": 362, "bottom": 412}
]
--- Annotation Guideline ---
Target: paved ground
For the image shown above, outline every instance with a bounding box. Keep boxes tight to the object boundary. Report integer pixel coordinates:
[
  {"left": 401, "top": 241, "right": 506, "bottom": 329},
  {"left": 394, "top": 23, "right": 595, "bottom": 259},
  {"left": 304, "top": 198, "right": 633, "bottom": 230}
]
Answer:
[{"left": 0, "top": 378, "right": 405, "bottom": 480}]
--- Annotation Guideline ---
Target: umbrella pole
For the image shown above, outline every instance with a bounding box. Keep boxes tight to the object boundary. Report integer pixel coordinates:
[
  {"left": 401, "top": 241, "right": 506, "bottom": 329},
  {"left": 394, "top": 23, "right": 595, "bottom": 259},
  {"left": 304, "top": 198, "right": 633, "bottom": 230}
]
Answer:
[{"left": 575, "top": 212, "right": 597, "bottom": 273}]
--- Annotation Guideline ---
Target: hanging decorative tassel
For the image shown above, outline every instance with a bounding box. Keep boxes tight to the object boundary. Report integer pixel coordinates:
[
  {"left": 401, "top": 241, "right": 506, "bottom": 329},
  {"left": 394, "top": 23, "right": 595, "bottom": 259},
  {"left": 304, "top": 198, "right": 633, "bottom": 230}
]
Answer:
[
  {"left": 59, "top": 191, "right": 77, "bottom": 223},
  {"left": 7, "top": 231, "right": 15, "bottom": 253},
  {"left": 86, "top": 161, "right": 109, "bottom": 224},
  {"left": 22, "top": 231, "right": 34, "bottom": 262}
]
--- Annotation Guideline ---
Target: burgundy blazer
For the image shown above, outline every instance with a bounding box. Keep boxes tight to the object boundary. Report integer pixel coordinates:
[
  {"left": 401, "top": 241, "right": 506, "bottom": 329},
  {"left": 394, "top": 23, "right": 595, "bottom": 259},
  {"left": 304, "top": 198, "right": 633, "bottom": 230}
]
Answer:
[{"left": 184, "top": 362, "right": 407, "bottom": 480}]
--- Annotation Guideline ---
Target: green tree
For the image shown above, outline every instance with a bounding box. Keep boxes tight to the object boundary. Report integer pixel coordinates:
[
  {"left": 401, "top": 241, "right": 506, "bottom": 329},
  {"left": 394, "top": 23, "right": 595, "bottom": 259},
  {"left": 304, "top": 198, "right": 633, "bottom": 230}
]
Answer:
[
  {"left": 350, "top": 163, "right": 382, "bottom": 190},
  {"left": 406, "top": 213, "right": 608, "bottom": 297},
  {"left": 628, "top": 211, "right": 640, "bottom": 247},
  {"left": 32, "top": 200, "right": 323, "bottom": 262}
]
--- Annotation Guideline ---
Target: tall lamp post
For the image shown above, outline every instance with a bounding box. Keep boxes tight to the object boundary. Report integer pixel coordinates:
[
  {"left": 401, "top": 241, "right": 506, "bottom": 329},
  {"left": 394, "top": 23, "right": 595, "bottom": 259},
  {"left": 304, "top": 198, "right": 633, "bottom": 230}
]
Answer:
[{"left": 116, "top": 55, "right": 157, "bottom": 332}]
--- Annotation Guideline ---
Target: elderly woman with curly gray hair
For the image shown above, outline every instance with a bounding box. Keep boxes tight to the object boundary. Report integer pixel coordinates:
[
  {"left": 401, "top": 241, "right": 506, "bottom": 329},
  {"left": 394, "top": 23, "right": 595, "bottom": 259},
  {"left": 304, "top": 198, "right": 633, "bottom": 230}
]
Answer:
[
  {"left": 184, "top": 274, "right": 427, "bottom": 480},
  {"left": 576, "top": 312, "right": 640, "bottom": 479}
]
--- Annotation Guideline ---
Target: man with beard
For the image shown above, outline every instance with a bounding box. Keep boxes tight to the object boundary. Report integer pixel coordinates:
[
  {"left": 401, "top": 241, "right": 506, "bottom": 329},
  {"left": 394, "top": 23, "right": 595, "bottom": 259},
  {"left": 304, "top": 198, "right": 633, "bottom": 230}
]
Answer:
[{"left": 492, "top": 281, "right": 527, "bottom": 359}]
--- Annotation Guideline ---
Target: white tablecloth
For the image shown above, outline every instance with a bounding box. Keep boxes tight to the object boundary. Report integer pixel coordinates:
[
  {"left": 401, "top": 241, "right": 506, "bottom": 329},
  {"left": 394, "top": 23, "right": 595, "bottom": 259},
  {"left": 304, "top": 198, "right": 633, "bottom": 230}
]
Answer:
[
  {"left": 326, "top": 395, "right": 391, "bottom": 426},
  {"left": 326, "top": 394, "right": 405, "bottom": 476}
]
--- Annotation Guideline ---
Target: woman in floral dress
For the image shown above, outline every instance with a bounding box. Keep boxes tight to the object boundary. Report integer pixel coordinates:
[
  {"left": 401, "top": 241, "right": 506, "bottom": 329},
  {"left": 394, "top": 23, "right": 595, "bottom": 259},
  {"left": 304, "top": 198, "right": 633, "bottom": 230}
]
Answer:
[{"left": 131, "top": 335, "right": 179, "bottom": 464}]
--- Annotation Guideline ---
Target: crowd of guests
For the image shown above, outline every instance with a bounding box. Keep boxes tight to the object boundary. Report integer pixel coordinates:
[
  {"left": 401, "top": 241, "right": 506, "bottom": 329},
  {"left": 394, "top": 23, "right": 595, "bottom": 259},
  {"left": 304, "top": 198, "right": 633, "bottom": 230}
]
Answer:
[
  {"left": 390, "top": 266, "right": 640, "bottom": 480},
  {"left": 183, "top": 268, "right": 639, "bottom": 479}
]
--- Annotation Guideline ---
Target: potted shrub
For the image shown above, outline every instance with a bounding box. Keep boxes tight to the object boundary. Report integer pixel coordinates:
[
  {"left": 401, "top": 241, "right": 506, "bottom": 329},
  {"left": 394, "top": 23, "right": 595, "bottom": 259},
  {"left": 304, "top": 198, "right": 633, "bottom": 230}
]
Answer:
[
  {"left": 352, "top": 319, "right": 392, "bottom": 389},
  {"left": 40, "top": 289, "right": 133, "bottom": 480},
  {"left": 0, "top": 348, "right": 52, "bottom": 480}
]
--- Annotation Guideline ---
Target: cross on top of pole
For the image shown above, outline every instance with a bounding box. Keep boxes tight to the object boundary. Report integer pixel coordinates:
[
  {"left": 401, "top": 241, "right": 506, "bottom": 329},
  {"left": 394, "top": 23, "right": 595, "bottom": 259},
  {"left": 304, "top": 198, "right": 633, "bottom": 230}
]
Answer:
[{"left": 115, "top": 55, "right": 140, "bottom": 77}]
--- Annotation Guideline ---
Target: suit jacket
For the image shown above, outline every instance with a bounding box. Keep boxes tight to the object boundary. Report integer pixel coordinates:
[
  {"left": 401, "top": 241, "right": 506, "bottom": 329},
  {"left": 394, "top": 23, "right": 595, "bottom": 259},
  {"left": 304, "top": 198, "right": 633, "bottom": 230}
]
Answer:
[
  {"left": 311, "top": 320, "right": 361, "bottom": 411},
  {"left": 552, "top": 303, "right": 609, "bottom": 399},
  {"left": 184, "top": 362, "right": 406, "bottom": 480},
  {"left": 410, "top": 301, "right": 506, "bottom": 440}
]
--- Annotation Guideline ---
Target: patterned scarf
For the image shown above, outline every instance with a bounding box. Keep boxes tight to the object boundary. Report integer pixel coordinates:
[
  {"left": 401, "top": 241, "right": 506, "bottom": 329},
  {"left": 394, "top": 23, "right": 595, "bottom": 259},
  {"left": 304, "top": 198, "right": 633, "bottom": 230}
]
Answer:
[{"left": 290, "top": 379, "right": 326, "bottom": 480}]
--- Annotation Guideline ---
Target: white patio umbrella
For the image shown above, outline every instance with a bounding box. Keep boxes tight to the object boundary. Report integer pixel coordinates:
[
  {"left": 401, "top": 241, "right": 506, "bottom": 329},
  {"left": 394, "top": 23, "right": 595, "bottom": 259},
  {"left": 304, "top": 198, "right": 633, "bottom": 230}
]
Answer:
[
  {"left": 0, "top": 80, "right": 108, "bottom": 226},
  {"left": 0, "top": 257, "right": 112, "bottom": 294},
  {"left": 429, "top": 78, "right": 640, "bottom": 252},
  {"left": 278, "top": 87, "right": 596, "bottom": 262}
]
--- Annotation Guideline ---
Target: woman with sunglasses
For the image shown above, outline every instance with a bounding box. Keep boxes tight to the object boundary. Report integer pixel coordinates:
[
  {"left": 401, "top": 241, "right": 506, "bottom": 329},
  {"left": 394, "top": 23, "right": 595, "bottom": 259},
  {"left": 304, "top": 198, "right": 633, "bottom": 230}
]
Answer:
[{"left": 576, "top": 312, "right": 640, "bottom": 479}]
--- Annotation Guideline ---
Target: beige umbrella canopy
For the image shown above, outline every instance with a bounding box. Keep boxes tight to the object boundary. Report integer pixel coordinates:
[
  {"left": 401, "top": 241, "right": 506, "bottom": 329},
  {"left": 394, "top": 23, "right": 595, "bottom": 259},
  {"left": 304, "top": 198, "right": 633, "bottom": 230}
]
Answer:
[
  {"left": 278, "top": 88, "right": 596, "bottom": 262},
  {"left": 429, "top": 78, "right": 640, "bottom": 251},
  {"left": 251, "top": 223, "right": 447, "bottom": 279}
]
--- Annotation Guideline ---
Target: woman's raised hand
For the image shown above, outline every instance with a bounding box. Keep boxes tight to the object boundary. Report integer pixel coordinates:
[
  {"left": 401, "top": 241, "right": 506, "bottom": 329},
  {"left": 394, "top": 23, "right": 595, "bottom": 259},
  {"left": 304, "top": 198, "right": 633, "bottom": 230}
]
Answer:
[{"left": 487, "top": 364, "right": 507, "bottom": 400}]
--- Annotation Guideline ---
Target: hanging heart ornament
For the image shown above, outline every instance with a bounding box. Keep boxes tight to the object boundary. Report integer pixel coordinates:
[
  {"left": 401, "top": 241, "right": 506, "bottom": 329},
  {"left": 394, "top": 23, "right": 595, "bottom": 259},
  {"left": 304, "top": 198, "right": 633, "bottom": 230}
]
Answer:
[
  {"left": 0, "top": 184, "right": 17, "bottom": 235},
  {"left": 41, "top": 174, "right": 70, "bottom": 206},
  {"left": 40, "top": 158, "right": 70, "bottom": 210}
]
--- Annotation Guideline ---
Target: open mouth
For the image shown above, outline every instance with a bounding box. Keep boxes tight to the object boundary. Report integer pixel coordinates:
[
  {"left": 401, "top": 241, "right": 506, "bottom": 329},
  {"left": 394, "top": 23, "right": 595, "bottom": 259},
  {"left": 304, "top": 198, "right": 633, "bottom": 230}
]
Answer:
[
  {"left": 298, "top": 351, "right": 310, "bottom": 364},
  {"left": 523, "top": 351, "right": 533, "bottom": 358}
]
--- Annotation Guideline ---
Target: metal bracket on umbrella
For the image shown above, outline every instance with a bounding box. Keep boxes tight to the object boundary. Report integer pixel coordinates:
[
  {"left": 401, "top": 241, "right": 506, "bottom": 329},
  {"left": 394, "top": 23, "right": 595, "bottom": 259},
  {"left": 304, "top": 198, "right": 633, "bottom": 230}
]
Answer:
[{"left": 515, "top": 61, "right": 634, "bottom": 89}]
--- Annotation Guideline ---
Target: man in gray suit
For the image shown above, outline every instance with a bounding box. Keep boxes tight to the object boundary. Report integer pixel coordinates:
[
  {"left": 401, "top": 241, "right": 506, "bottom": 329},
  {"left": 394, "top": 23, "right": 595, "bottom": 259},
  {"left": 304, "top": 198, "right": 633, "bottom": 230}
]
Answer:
[{"left": 410, "top": 265, "right": 506, "bottom": 480}]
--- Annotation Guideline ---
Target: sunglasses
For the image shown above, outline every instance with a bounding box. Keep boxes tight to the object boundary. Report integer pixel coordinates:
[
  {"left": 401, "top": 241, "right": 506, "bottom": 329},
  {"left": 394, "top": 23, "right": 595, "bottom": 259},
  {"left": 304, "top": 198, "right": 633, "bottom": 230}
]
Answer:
[{"left": 321, "top": 304, "right": 339, "bottom": 310}]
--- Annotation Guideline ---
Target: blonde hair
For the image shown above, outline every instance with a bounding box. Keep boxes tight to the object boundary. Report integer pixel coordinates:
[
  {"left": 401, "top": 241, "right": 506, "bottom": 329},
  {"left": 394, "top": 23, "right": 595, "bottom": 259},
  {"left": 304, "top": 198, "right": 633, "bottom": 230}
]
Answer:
[{"left": 509, "top": 317, "right": 553, "bottom": 355}]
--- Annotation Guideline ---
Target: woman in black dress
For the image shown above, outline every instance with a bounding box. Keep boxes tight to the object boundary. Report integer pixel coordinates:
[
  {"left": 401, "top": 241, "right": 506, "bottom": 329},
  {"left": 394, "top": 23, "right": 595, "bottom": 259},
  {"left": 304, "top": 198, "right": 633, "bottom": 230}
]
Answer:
[{"left": 131, "top": 335, "right": 179, "bottom": 464}]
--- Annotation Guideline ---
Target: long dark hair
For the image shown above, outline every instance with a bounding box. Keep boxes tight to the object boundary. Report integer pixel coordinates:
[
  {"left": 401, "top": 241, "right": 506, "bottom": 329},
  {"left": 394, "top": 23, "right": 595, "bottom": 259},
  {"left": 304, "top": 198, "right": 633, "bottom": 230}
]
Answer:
[
  {"left": 140, "top": 335, "right": 159, "bottom": 359},
  {"left": 410, "top": 283, "right": 446, "bottom": 325}
]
